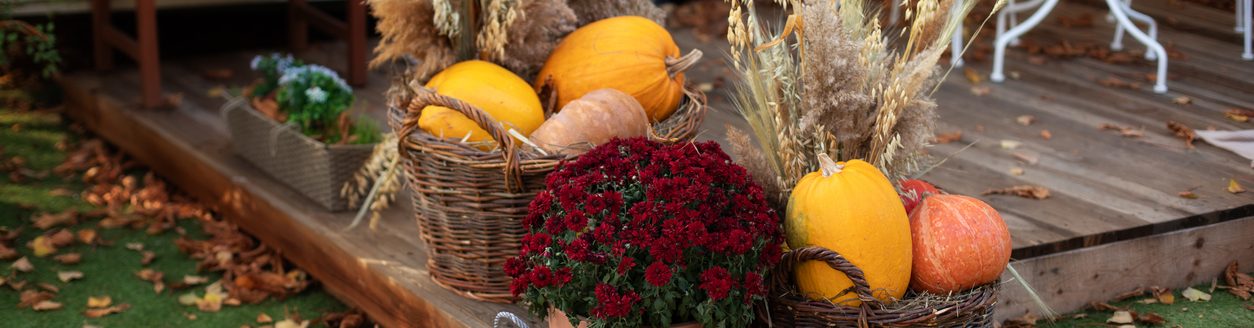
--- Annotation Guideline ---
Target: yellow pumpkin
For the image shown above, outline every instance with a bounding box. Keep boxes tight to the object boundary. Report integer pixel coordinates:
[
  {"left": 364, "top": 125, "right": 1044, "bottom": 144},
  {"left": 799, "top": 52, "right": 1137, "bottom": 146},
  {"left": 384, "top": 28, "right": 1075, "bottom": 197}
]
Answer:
[
  {"left": 535, "top": 16, "right": 700, "bottom": 122},
  {"left": 785, "top": 155, "right": 912, "bottom": 305},
  {"left": 421, "top": 60, "right": 544, "bottom": 149}
]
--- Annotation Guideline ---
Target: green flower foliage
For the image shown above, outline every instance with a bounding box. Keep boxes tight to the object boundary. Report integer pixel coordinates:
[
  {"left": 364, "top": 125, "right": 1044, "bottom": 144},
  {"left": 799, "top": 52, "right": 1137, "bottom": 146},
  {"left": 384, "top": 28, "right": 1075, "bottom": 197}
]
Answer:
[{"left": 0, "top": 4, "right": 61, "bottom": 78}]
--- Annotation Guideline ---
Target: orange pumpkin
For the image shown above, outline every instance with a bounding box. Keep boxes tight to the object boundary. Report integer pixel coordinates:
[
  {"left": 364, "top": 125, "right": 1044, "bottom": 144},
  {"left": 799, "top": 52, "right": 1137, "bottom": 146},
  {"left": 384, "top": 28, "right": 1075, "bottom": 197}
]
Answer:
[
  {"left": 909, "top": 194, "right": 1011, "bottom": 294},
  {"left": 534, "top": 16, "right": 700, "bottom": 122}
]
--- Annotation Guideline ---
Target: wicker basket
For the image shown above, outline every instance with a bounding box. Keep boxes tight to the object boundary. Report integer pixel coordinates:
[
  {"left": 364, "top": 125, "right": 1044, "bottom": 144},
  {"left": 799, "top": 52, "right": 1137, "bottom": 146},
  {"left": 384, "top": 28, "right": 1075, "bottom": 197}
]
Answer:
[
  {"left": 768, "top": 247, "right": 998, "bottom": 327},
  {"left": 223, "top": 98, "right": 375, "bottom": 211},
  {"left": 387, "top": 85, "right": 706, "bottom": 303}
]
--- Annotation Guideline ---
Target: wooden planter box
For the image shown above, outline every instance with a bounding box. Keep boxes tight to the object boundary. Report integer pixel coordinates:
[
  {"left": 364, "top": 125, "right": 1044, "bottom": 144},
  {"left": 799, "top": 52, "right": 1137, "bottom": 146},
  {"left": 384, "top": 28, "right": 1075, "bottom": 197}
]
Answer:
[{"left": 223, "top": 99, "right": 373, "bottom": 211}]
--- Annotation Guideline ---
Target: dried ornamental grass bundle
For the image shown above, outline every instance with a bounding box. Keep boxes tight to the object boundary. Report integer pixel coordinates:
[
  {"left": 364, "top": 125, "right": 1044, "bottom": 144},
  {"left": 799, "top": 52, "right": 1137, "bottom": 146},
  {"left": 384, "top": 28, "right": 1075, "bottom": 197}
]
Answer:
[
  {"left": 725, "top": 0, "right": 985, "bottom": 204},
  {"left": 367, "top": 0, "right": 456, "bottom": 80},
  {"left": 478, "top": 0, "right": 578, "bottom": 78},
  {"left": 566, "top": 0, "right": 666, "bottom": 26}
]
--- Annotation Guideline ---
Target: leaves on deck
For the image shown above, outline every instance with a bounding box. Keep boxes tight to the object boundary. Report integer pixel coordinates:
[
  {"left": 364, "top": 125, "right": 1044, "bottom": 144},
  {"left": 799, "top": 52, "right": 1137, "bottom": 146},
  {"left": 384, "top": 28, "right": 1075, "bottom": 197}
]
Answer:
[
  {"left": 1178, "top": 191, "right": 1199, "bottom": 199},
  {"left": 1016, "top": 115, "right": 1036, "bottom": 126},
  {"left": 1097, "top": 75, "right": 1141, "bottom": 89},
  {"left": 1228, "top": 179, "right": 1247, "bottom": 194},
  {"left": 1099, "top": 123, "right": 1144, "bottom": 138},
  {"left": 933, "top": 131, "right": 962, "bottom": 144},
  {"left": 1172, "top": 96, "right": 1193, "bottom": 105},
  {"left": 1225, "top": 108, "right": 1253, "bottom": 122},
  {"left": 1166, "top": 121, "right": 1196, "bottom": 148},
  {"left": 983, "top": 185, "right": 1051, "bottom": 199},
  {"left": 1040, "top": 129, "right": 1052, "bottom": 140}
]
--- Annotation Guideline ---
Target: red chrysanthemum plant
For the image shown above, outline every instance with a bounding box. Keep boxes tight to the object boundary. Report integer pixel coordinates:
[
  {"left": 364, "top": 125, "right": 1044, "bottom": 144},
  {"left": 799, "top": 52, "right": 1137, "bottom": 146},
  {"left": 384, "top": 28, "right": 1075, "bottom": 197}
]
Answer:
[{"left": 507, "top": 138, "right": 783, "bottom": 328}]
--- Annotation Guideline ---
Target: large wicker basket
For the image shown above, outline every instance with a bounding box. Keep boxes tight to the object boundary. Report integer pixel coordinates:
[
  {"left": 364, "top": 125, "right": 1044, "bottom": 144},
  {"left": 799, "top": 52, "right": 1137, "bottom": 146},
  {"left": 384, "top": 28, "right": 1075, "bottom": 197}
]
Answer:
[
  {"left": 768, "top": 247, "right": 998, "bottom": 327},
  {"left": 223, "top": 98, "right": 374, "bottom": 211},
  {"left": 387, "top": 85, "right": 706, "bottom": 303}
]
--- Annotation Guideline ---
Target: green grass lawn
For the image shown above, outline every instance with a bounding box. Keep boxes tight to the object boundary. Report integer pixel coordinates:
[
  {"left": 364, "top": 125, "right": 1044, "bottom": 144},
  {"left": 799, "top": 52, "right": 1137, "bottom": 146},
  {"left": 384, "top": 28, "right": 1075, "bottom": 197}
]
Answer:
[
  {"left": 1039, "top": 283, "right": 1254, "bottom": 328},
  {"left": 1, "top": 109, "right": 349, "bottom": 327}
]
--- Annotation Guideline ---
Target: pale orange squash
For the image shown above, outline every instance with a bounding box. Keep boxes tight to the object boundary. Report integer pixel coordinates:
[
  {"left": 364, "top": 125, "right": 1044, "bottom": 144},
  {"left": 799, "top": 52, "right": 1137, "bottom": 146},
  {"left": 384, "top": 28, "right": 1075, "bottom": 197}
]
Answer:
[
  {"left": 785, "top": 155, "right": 913, "bottom": 305},
  {"left": 534, "top": 16, "right": 700, "bottom": 122},
  {"left": 909, "top": 194, "right": 1011, "bottom": 294},
  {"left": 529, "top": 89, "right": 649, "bottom": 156}
]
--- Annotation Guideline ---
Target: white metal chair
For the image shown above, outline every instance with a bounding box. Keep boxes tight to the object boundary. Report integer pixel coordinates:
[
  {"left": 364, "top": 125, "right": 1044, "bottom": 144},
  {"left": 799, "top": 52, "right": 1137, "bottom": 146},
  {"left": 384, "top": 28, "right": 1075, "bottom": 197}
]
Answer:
[{"left": 1240, "top": 0, "right": 1252, "bottom": 60}]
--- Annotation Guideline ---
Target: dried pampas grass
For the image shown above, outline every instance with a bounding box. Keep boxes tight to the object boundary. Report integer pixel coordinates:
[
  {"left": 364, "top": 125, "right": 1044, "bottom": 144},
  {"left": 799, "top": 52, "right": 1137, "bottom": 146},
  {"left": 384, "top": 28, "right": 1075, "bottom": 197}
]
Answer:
[
  {"left": 367, "top": 0, "right": 457, "bottom": 81},
  {"left": 566, "top": 0, "right": 666, "bottom": 26},
  {"left": 726, "top": 0, "right": 985, "bottom": 204}
]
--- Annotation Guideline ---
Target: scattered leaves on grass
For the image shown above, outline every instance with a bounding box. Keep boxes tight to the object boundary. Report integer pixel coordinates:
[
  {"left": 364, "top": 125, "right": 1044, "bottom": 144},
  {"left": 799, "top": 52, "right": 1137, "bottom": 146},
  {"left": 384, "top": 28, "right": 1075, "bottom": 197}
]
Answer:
[
  {"left": 49, "top": 229, "right": 75, "bottom": 247},
  {"left": 126, "top": 242, "right": 144, "bottom": 251},
  {"left": 136, "top": 268, "right": 166, "bottom": 293},
  {"left": 11, "top": 256, "right": 34, "bottom": 272},
  {"left": 19, "top": 290, "right": 55, "bottom": 308},
  {"left": 1017, "top": 115, "right": 1035, "bottom": 126},
  {"left": 1224, "top": 261, "right": 1252, "bottom": 300},
  {"left": 178, "top": 292, "right": 200, "bottom": 306},
  {"left": 318, "top": 309, "right": 370, "bottom": 328},
  {"left": 33, "top": 300, "right": 63, "bottom": 311},
  {"left": 48, "top": 188, "right": 75, "bottom": 197},
  {"left": 196, "top": 283, "right": 225, "bottom": 312},
  {"left": 83, "top": 303, "right": 130, "bottom": 318},
  {"left": 58, "top": 270, "right": 84, "bottom": 282},
  {"left": 1153, "top": 286, "right": 1175, "bottom": 305},
  {"left": 934, "top": 131, "right": 962, "bottom": 144},
  {"left": 1107, "top": 310, "right": 1134, "bottom": 324},
  {"left": 1099, "top": 123, "right": 1144, "bottom": 138},
  {"left": 87, "top": 295, "right": 112, "bottom": 308},
  {"left": 0, "top": 244, "right": 18, "bottom": 260},
  {"left": 1225, "top": 108, "right": 1253, "bottom": 122},
  {"left": 1178, "top": 191, "right": 1199, "bottom": 199},
  {"left": 1181, "top": 287, "right": 1211, "bottom": 301},
  {"left": 37, "top": 283, "right": 59, "bottom": 293},
  {"left": 258, "top": 312, "right": 274, "bottom": 323},
  {"left": 275, "top": 318, "right": 311, "bottom": 328},
  {"left": 1136, "top": 311, "right": 1166, "bottom": 325},
  {"left": 1172, "top": 96, "right": 1193, "bottom": 105},
  {"left": 176, "top": 219, "right": 311, "bottom": 304},
  {"left": 184, "top": 275, "right": 209, "bottom": 285},
  {"left": 1228, "top": 179, "right": 1247, "bottom": 194},
  {"left": 984, "top": 185, "right": 1051, "bottom": 199},
  {"left": 32, "top": 210, "right": 77, "bottom": 229},
  {"left": 1166, "top": 121, "right": 1196, "bottom": 148},
  {"left": 29, "top": 235, "right": 57, "bottom": 257},
  {"left": 141, "top": 251, "right": 157, "bottom": 265},
  {"left": 77, "top": 229, "right": 97, "bottom": 244},
  {"left": 1040, "top": 129, "right": 1052, "bottom": 140}
]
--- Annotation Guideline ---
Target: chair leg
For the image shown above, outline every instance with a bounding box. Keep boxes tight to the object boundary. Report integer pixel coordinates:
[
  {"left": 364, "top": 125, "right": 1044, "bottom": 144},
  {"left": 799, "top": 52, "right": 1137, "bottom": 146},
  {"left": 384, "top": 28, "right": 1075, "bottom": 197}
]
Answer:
[
  {"left": 1117, "top": 0, "right": 1159, "bottom": 60},
  {"left": 1237, "top": 0, "right": 1246, "bottom": 33},
  {"left": 1244, "top": 0, "right": 1252, "bottom": 60},
  {"left": 1105, "top": 0, "right": 1167, "bottom": 93},
  {"left": 992, "top": 0, "right": 1059, "bottom": 82},
  {"left": 951, "top": 0, "right": 965, "bottom": 67},
  {"left": 136, "top": 0, "right": 163, "bottom": 108}
]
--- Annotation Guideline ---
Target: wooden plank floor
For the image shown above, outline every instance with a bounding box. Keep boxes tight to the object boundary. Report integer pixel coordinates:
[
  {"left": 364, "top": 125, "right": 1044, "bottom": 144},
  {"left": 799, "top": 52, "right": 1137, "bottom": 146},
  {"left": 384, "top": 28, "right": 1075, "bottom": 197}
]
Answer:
[{"left": 58, "top": 1, "right": 1252, "bottom": 325}]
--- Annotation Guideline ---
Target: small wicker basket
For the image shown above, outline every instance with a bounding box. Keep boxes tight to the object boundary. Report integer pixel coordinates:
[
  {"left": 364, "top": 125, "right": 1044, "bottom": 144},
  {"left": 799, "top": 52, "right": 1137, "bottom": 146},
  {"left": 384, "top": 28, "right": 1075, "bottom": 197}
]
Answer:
[
  {"left": 387, "top": 85, "right": 706, "bottom": 303},
  {"left": 223, "top": 98, "right": 374, "bottom": 211},
  {"left": 768, "top": 246, "right": 998, "bottom": 327}
]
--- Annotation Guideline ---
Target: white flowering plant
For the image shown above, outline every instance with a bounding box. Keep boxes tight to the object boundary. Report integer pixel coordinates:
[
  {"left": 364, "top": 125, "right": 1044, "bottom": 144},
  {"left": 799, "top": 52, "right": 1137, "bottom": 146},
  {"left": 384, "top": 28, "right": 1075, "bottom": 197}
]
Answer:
[
  {"left": 273, "top": 64, "right": 376, "bottom": 144},
  {"left": 249, "top": 53, "right": 303, "bottom": 98}
]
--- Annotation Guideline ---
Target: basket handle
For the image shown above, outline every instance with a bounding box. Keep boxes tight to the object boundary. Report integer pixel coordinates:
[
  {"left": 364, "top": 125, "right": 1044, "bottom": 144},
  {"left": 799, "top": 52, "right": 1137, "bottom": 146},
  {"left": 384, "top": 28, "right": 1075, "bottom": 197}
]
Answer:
[
  {"left": 396, "top": 87, "right": 524, "bottom": 192},
  {"left": 778, "top": 246, "right": 881, "bottom": 326}
]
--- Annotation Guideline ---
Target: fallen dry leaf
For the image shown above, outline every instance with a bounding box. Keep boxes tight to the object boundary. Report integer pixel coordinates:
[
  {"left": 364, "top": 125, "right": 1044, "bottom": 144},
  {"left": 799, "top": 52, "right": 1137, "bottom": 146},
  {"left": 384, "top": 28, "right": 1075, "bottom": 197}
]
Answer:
[
  {"left": 136, "top": 269, "right": 165, "bottom": 293},
  {"left": 1182, "top": 287, "right": 1211, "bottom": 301},
  {"left": 1099, "top": 123, "right": 1144, "bottom": 138},
  {"left": 77, "top": 229, "right": 97, "bottom": 244},
  {"left": 178, "top": 292, "right": 200, "bottom": 306},
  {"left": 38, "top": 282, "right": 59, "bottom": 293},
  {"left": 88, "top": 296, "right": 112, "bottom": 308},
  {"left": 970, "top": 85, "right": 992, "bottom": 96},
  {"left": 1137, "top": 311, "right": 1166, "bottom": 325},
  {"left": 1107, "top": 310, "right": 1134, "bottom": 324},
  {"left": 11, "top": 256, "right": 34, "bottom": 272},
  {"left": 984, "top": 185, "right": 1051, "bottom": 199},
  {"left": 49, "top": 229, "right": 75, "bottom": 247},
  {"left": 274, "top": 318, "right": 311, "bottom": 328},
  {"left": 1040, "top": 129, "right": 1052, "bottom": 140},
  {"left": 1166, "top": 121, "right": 1196, "bottom": 148},
  {"left": 54, "top": 252, "right": 81, "bottom": 265},
  {"left": 1172, "top": 95, "right": 1193, "bottom": 105},
  {"left": 141, "top": 251, "right": 156, "bottom": 265},
  {"left": 1228, "top": 179, "right": 1247, "bottom": 194},
  {"left": 33, "top": 300, "right": 63, "bottom": 311},
  {"left": 47, "top": 188, "right": 74, "bottom": 197},
  {"left": 1010, "top": 167, "right": 1025, "bottom": 176},
  {"left": 1097, "top": 75, "right": 1141, "bottom": 89},
  {"left": 32, "top": 210, "right": 77, "bottom": 230},
  {"left": 0, "top": 244, "right": 18, "bottom": 260},
  {"left": 258, "top": 312, "right": 274, "bottom": 323},
  {"left": 1013, "top": 152, "right": 1040, "bottom": 165},
  {"left": 1000, "top": 140, "right": 1022, "bottom": 150},
  {"left": 1225, "top": 108, "right": 1253, "bottom": 122},
  {"left": 1178, "top": 191, "right": 1199, "bottom": 199},
  {"left": 1153, "top": 286, "right": 1176, "bottom": 305},
  {"left": 58, "top": 271, "right": 84, "bottom": 283},
  {"left": 84, "top": 304, "right": 130, "bottom": 318},
  {"left": 1225, "top": 261, "right": 1253, "bottom": 300},
  {"left": 126, "top": 242, "right": 144, "bottom": 251},
  {"left": 934, "top": 131, "right": 963, "bottom": 144},
  {"left": 184, "top": 275, "right": 209, "bottom": 285},
  {"left": 964, "top": 67, "right": 983, "bottom": 85},
  {"left": 29, "top": 235, "right": 58, "bottom": 257},
  {"left": 1017, "top": 115, "right": 1035, "bottom": 126},
  {"left": 19, "top": 290, "right": 55, "bottom": 308}
]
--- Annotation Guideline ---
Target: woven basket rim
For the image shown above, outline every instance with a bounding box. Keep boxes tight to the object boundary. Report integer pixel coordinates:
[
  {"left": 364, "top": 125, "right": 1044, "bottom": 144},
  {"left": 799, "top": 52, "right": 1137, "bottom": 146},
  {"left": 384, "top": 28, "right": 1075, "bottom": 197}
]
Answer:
[{"left": 232, "top": 96, "right": 379, "bottom": 151}]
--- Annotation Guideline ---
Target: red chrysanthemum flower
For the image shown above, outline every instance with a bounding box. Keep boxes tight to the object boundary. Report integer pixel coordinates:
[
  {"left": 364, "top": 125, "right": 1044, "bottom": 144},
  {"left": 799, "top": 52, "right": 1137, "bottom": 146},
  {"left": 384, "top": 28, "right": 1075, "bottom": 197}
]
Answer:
[
  {"left": 645, "top": 261, "right": 672, "bottom": 287},
  {"left": 700, "top": 266, "right": 733, "bottom": 300}
]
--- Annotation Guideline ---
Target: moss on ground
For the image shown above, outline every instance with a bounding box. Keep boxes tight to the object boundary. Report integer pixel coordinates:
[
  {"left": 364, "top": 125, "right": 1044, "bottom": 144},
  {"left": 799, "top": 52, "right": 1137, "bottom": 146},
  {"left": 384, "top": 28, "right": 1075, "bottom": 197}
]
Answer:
[{"left": 1, "top": 109, "right": 347, "bottom": 327}]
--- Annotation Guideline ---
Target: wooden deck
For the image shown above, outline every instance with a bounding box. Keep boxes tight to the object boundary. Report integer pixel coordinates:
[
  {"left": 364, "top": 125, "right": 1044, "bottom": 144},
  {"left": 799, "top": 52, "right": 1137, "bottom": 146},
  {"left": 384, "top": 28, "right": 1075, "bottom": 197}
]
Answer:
[{"left": 58, "top": 0, "right": 1251, "bottom": 326}]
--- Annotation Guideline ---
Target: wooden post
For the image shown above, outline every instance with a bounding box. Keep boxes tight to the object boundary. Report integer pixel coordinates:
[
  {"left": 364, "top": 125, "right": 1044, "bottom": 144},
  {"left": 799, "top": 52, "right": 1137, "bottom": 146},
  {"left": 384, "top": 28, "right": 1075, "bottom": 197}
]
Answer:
[
  {"left": 135, "top": 0, "right": 162, "bottom": 108},
  {"left": 346, "top": 0, "right": 368, "bottom": 86},
  {"left": 289, "top": 0, "right": 309, "bottom": 52},
  {"left": 90, "top": 0, "right": 114, "bottom": 70}
]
